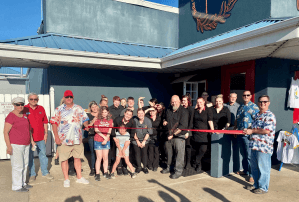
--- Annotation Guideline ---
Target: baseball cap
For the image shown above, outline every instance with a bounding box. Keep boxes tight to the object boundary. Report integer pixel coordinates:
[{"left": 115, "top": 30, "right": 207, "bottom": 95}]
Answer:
[{"left": 64, "top": 90, "right": 73, "bottom": 97}]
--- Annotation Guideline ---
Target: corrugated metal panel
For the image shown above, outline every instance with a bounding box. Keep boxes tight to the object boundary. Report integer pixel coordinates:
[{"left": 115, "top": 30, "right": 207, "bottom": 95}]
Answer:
[
  {"left": 0, "top": 67, "right": 20, "bottom": 74},
  {"left": 0, "top": 34, "right": 176, "bottom": 58},
  {"left": 166, "top": 19, "right": 284, "bottom": 57}
]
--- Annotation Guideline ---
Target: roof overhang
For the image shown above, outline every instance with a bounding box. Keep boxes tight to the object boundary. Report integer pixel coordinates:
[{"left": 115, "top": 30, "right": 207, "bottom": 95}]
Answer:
[
  {"left": 161, "top": 17, "right": 299, "bottom": 72},
  {"left": 0, "top": 43, "right": 164, "bottom": 72}
]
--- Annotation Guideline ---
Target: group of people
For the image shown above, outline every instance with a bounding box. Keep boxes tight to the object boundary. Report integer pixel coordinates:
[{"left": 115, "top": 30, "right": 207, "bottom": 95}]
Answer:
[{"left": 4, "top": 89, "right": 276, "bottom": 195}]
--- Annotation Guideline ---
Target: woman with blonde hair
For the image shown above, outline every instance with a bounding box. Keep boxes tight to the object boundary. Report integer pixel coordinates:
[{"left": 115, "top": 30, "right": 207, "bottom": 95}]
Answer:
[{"left": 94, "top": 106, "right": 113, "bottom": 181}]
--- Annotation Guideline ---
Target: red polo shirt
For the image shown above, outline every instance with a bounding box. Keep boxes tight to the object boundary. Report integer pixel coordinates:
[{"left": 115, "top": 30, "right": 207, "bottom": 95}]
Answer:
[{"left": 24, "top": 104, "right": 49, "bottom": 142}]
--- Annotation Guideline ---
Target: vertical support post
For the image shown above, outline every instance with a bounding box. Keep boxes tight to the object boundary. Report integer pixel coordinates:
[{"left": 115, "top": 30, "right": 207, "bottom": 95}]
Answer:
[{"left": 50, "top": 87, "right": 56, "bottom": 153}]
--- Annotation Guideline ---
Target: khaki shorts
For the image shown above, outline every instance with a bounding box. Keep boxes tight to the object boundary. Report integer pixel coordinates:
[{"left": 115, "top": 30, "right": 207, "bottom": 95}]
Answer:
[{"left": 58, "top": 143, "right": 84, "bottom": 163}]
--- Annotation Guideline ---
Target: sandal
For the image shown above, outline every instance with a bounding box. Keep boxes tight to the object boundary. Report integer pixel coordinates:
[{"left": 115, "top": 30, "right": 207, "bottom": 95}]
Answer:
[
  {"left": 237, "top": 171, "right": 247, "bottom": 175},
  {"left": 248, "top": 177, "right": 254, "bottom": 183}
]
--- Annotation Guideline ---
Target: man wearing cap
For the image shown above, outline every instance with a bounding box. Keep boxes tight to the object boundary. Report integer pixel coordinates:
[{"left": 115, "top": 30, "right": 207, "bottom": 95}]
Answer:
[
  {"left": 50, "top": 90, "right": 89, "bottom": 187},
  {"left": 24, "top": 93, "right": 54, "bottom": 182}
]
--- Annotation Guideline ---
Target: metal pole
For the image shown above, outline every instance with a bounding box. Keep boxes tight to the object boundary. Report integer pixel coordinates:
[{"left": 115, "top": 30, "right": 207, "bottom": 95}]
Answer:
[{"left": 20, "top": 67, "right": 23, "bottom": 78}]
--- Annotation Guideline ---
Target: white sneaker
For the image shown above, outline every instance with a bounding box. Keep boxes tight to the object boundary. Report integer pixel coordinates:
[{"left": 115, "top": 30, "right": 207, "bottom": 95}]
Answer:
[
  {"left": 76, "top": 177, "right": 89, "bottom": 184},
  {"left": 64, "top": 179, "right": 70, "bottom": 188}
]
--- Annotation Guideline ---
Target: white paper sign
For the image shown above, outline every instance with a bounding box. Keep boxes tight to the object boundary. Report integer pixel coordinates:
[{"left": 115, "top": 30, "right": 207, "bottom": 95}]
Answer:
[{"left": 0, "top": 102, "right": 14, "bottom": 114}]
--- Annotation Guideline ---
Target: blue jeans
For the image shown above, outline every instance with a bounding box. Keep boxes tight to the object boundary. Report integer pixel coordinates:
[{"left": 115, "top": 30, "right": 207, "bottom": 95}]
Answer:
[
  {"left": 88, "top": 136, "right": 96, "bottom": 169},
  {"left": 28, "top": 140, "right": 49, "bottom": 177},
  {"left": 251, "top": 150, "right": 271, "bottom": 192},
  {"left": 237, "top": 135, "right": 252, "bottom": 177}
]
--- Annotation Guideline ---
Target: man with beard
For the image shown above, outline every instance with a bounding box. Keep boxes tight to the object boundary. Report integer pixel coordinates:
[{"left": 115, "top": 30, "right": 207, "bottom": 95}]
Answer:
[{"left": 161, "top": 95, "right": 188, "bottom": 179}]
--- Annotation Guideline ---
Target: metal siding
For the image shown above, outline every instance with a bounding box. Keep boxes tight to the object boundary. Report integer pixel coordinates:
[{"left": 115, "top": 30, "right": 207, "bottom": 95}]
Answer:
[{"left": 0, "top": 33, "right": 175, "bottom": 58}]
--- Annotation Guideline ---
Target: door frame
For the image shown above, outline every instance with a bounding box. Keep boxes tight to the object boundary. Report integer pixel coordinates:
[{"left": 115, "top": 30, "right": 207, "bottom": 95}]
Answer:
[{"left": 221, "top": 60, "right": 255, "bottom": 103}]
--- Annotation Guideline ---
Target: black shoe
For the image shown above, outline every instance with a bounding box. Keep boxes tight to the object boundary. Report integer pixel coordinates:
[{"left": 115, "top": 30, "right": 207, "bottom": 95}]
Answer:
[
  {"left": 15, "top": 187, "right": 29, "bottom": 192},
  {"left": 109, "top": 173, "right": 115, "bottom": 179},
  {"left": 89, "top": 169, "right": 95, "bottom": 176},
  {"left": 68, "top": 171, "right": 76, "bottom": 176},
  {"left": 161, "top": 166, "right": 170, "bottom": 174},
  {"left": 153, "top": 167, "right": 158, "bottom": 172},
  {"left": 148, "top": 167, "right": 153, "bottom": 171},
  {"left": 122, "top": 167, "right": 129, "bottom": 175},
  {"left": 170, "top": 172, "right": 182, "bottom": 179},
  {"left": 23, "top": 184, "right": 33, "bottom": 189},
  {"left": 81, "top": 159, "right": 84, "bottom": 162},
  {"left": 55, "top": 158, "right": 59, "bottom": 165},
  {"left": 95, "top": 174, "right": 101, "bottom": 181},
  {"left": 143, "top": 168, "right": 149, "bottom": 174},
  {"left": 117, "top": 168, "right": 123, "bottom": 176},
  {"left": 135, "top": 167, "right": 142, "bottom": 173},
  {"left": 103, "top": 172, "right": 109, "bottom": 179}
]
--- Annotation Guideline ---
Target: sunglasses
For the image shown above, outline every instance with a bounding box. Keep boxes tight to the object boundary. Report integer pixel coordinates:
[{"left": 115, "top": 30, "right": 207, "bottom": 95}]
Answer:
[
  {"left": 258, "top": 101, "right": 269, "bottom": 104},
  {"left": 15, "top": 103, "right": 24, "bottom": 106},
  {"left": 65, "top": 96, "right": 73, "bottom": 99},
  {"left": 29, "top": 99, "right": 38, "bottom": 101},
  {"left": 242, "top": 94, "right": 251, "bottom": 97}
]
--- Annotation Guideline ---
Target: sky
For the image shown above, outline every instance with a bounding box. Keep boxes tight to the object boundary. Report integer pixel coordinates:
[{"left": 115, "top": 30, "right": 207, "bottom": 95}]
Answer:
[{"left": 0, "top": 0, "right": 177, "bottom": 72}]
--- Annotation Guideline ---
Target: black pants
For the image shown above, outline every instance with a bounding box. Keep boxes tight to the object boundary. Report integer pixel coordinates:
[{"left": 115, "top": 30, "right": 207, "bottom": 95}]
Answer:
[
  {"left": 133, "top": 144, "right": 149, "bottom": 168},
  {"left": 148, "top": 141, "right": 159, "bottom": 168},
  {"left": 191, "top": 140, "right": 208, "bottom": 167},
  {"left": 185, "top": 136, "right": 192, "bottom": 166}
]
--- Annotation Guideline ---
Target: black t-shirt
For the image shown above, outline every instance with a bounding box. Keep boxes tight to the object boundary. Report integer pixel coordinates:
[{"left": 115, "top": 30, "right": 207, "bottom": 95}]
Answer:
[
  {"left": 147, "top": 114, "right": 162, "bottom": 139},
  {"left": 165, "top": 105, "right": 188, "bottom": 138},
  {"left": 191, "top": 107, "right": 213, "bottom": 142},
  {"left": 108, "top": 105, "right": 124, "bottom": 120},
  {"left": 212, "top": 106, "right": 231, "bottom": 130},
  {"left": 111, "top": 116, "right": 136, "bottom": 140}
]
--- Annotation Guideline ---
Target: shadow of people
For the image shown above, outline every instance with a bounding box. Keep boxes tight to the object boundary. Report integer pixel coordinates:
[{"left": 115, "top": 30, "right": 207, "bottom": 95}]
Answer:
[
  {"left": 224, "top": 174, "right": 251, "bottom": 187},
  {"left": 65, "top": 195, "right": 84, "bottom": 202},
  {"left": 148, "top": 179, "right": 191, "bottom": 202},
  {"left": 158, "top": 191, "right": 177, "bottom": 202},
  {"left": 138, "top": 196, "right": 154, "bottom": 202},
  {"left": 202, "top": 187, "right": 231, "bottom": 202}
]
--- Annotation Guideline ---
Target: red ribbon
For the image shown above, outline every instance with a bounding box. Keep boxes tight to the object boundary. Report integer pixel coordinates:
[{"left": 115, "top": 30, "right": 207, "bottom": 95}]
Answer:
[{"left": 86, "top": 126, "right": 244, "bottom": 135}]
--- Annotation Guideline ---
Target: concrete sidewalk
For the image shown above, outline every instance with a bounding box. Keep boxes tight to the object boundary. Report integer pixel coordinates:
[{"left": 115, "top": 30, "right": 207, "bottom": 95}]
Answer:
[{"left": 1, "top": 157, "right": 299, "bottom": 202}]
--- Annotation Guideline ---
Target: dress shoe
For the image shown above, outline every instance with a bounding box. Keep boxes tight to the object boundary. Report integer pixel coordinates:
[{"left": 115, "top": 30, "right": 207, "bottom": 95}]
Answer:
[
  {"left": 135, "top": 167, "right": 142, "bottom": 173},
  {"left": 161, "top": 166, "right": 170, "bottom": 174},
  {"left": 143, "top": 168, "right": 149, "bottom": 174},
  {"left": 117, "top": 167, "right": 123, "bottom": 176},
  {"left": 122, "top": 167, "right": 129, "bottom": 175},
  {"left": 170, "top": 173, "right": 182, "bottom": 179}
]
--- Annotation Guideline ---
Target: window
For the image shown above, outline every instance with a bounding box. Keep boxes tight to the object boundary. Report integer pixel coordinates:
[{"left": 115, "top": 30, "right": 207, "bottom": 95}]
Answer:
[{"left": 184, "top": 80, "right": 206, "bottom": 106}]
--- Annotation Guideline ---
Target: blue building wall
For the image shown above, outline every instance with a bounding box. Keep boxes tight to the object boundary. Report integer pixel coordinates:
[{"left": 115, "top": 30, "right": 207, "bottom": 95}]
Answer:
[
  {"left": 271, "top": 0, "right": 299, "bottom": 18},
  {"left": 43, "top": 0, "right": 179, "bottom": 48},
  {"left": 26, "top": 68, "right": 49, "bottom": 94},
  {"left": 179, "top": 0, "right": 271, "bottom": 48},
  {"left": 47, "top": 66, "right": 176, "bottom": 108}
]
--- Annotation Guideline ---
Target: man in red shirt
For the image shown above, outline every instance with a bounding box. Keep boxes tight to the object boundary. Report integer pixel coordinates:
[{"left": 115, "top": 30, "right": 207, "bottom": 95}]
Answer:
[{"left": 24, "top": 93, "right": 54, "bottom": 182}]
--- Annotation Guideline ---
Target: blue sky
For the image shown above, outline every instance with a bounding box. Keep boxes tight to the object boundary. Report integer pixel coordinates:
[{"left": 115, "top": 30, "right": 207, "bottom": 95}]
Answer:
[
  {"left": 0, "top": 0, "right": 178, "bottom": 41},
  {"left": 0, "top": 0, "right": 177, "bottom": 73}
]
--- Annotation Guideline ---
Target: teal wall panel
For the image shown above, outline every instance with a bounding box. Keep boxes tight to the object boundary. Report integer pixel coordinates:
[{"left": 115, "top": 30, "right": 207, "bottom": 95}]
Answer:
[
  {"left": 43, "top": 0, "right": 178, "bottom": 48},
  {"left": 179, "top": 0, "right": 271, "bottom": 48}
]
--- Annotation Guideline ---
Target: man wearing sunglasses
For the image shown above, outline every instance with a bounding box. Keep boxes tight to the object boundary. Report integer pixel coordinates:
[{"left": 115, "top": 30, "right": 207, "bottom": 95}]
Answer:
[
  {"left": 243, "top": 95, "right": 276, "bottom": 194},
  {"left": 24, "top": 93, "right": 54, "bottom": 182},
  {"left": 234, "top": 90, "right": 259, "bottom": 182},
  {"left": 50, "top": 90, "right": 89, "bottom": 187}
]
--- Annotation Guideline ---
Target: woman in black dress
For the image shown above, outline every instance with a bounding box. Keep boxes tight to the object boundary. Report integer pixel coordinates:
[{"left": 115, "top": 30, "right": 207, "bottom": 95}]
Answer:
[
  {"left": 146, "top": 108, "right": 162, "bottom": 171},
  {"left": 212, "top": 97, "right": 231, "bottom": 130},
  {"left": 191, "top": 97, "right": 215, "bottom": 172}
]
